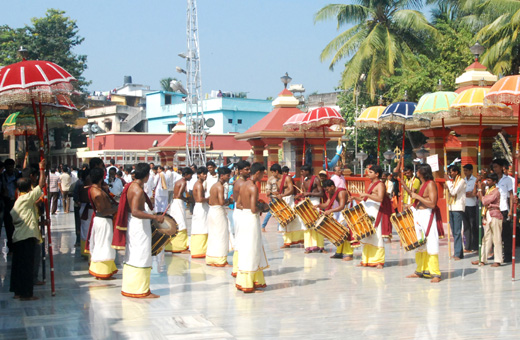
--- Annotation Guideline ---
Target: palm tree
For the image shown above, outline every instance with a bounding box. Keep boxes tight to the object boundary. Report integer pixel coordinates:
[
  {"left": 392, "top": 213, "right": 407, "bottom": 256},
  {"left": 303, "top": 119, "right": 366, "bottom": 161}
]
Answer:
[
  {"left": 315, "top": 1, "right": 436, "bottom": 99},
  {"left": 160, "top": 77, "right": 177, "bottom": 92}
]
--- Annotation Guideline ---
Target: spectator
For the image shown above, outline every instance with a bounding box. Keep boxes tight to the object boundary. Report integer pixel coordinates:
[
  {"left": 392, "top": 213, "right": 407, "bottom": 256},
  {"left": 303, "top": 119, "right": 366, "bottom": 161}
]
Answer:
[
  {"left": 2, "top": 158, "right": 21, "bottom": 252},
  {"left": 49, "top": 168, "right": 60, "bottom": 215},
  {"left": 59, "top": 166, "right": 72, "bottom": 213}
]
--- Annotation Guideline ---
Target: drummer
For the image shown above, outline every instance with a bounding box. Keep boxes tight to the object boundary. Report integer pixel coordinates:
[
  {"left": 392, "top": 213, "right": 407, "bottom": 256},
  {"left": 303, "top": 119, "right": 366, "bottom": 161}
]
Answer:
[
  {"left": 271, "top": 164, "right": 304, "bottom": 248},
  {"left": 298, "top": 165, "right": 325, "bottom": 253},
  {"left": 402, "top": 164, "right": 444, "bottom": 283},
  {"left": 165, "top": 167, "right": 193, "bottom": 254},
  {"left": 352, "top": 165, "right": 392, "bottom": 269},
  {"left": 319, "top": 180, "right": 353, "bottom": 261}
]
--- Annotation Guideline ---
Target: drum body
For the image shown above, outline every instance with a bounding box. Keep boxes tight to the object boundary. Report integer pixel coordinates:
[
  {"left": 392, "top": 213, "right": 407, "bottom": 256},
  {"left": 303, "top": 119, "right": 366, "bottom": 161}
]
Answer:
[
  {"left": 294, "top": 198, "right": 319, "bottom": 229},
  {"left": 342, "top": 204, "right": 375, "bottom": 242},
  {"left": 269, "top": 197, "right": 296, "bottom": 228},
  {"left": 151, "top": 213, "right": 178, "bottom": 256},
  {"left": 390, "top": 209, "right": 425, "bottom": 251},
  {"left": 313, "top": 214, "right": 350, "bottom": 246}
]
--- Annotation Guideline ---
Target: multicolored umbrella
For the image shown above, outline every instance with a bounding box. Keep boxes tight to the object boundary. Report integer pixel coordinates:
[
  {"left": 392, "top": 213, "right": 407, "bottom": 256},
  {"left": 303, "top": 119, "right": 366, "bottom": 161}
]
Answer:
[
  {"left": 379, "top": 101, "right": 417, "bottom": 127},
  {"left": 2, "top": 111, "right": 38, "bottom": 137},
  {"left": 356, "top": 106, "right": 386, "bottom": 164},
  {"left": 414, "top": 91, "right": 457, "bottom": 120},
  {"left": 451, "top": 87, "right": 512, "bottom": 117}
]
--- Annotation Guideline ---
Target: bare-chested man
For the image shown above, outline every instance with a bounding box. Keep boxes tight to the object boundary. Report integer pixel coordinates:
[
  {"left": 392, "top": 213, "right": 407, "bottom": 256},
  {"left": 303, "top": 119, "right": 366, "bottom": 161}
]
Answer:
[
  {"left": 298, "top": 165, "right": 325, "bottom": 253},
  {"left": 231, "top": 160, "right": 251, "bottom": 277},
  {"left": 206, "top": 167, "right": 233, "bottom": 266},
  {"left": 270, "top": 164, "right": 304, "bottom": 248},
  {"left": 320, "top": 180, "right": 353, "bottom": 261},
  {"left": 166, "top": 167, "right": 193, "bottom": 253},
  {"left": 235, "top": 162, "right": 269, "bottom": 293},
  {"left": 402, "top": 163, "right": 443, "bottom": 283},
  {"left": 86, "top": 167, "right": 118, "bottom": 279},
  {"left": 121, "top": 163, "right": 164, "bottom": 298},
  {"left": 191, "top": 167, "right": 209, "bottom": 258}
]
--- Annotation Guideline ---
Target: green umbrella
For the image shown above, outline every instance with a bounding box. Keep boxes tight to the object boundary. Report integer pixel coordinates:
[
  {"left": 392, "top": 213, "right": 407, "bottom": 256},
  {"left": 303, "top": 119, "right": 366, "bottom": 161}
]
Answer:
[{"left": 414, "top": 91, "right": 458, "bottom": 120}]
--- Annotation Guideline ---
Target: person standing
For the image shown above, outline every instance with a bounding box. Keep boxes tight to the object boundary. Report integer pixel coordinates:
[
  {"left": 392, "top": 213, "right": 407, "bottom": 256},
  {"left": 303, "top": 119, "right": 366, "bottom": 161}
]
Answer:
[
  {"left": 153, "top": 166, "right": 169, "bottom": 213},
  {"left": 472, "top": 173, "right": 503, "bottom": 267},
  {"left": 299, "top": 165, "right": 325, "bottom": 253},
  {"left": 235, "top": 162, "right": 269, "bottom": 293},
  {"left": 49, "top": 168, "right": 60, "bottom": 214},
  {"left": 105, "top": 167, "right": 124, "bottom": 200},
  {"left": 231, "top": 160, "right": 251, "bottom": 277},
  {"left": 492, "top": 159, "right": 514, "bottom": 263},
  {"left": 206, "top": 167, "right": 232, "bottom": 266},
  {"left": 462, "top": 164, "right": 478, "bottom": 252},
  {"left": 191, "top": 167, "right": 209, "bottom": 258},
  {"left": 165, "top": 166, "right": 174, "bottom": 203},
  {"left": 204, "top": 161, "right": 219, "bottom": 198},
  {"left": 2, "top": 158, "right": 21, "bottom": 252},
  {"left": 58, "top": 166, "right": 72, "bottom": 213},
  {"left": 86, "top": 168, "right": 118, "bottom": 279},
  {"left": 261, "top": 173, "right": 278, "bottom": 232},
  {"left": 402, "top": 165, "right": 421, "bottom": 209},
  {"left": 9, "top": 159, "right": 46, "bottom": 300},
  {"left": 445, "top": 165, "right": 466, "bottom": 260},
  {"left": 331, "top": 166, "right": 347, "bottom": 190},
  {"left": 166, "top": 167, "right": 193, "bottom": 253}
]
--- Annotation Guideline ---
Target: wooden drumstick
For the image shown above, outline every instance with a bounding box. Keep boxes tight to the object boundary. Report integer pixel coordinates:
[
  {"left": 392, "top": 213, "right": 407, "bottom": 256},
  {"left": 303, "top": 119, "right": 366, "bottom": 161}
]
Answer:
[
  {"left": 162, "top": 204, "right": 171, "bottom": 217},
  {"left": 294, "top": 186, "right": 303, "bottom": 193}
]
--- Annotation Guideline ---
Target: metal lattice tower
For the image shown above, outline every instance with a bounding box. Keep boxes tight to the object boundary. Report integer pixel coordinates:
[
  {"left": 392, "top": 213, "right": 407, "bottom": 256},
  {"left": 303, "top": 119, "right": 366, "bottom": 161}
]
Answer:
[{"left": 184, "top": 0, "right": 206, "bottom": 166}]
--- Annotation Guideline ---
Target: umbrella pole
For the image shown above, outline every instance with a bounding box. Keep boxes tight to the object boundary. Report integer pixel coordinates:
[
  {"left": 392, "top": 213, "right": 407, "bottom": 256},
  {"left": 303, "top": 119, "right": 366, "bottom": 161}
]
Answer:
[
  {"left": 442, "top": 118, "right": 452, "bottom": 260},
  {"left": 513, "top": 103, "right": 520, "bottom": 280},
  {"left": 377, "top": 128, "right": 381, "bottom": 165},
  {"left": 400, "top": 125, "right": 405, "bottom": 212},
  {"left": 478, "top": 113, "right": 483, "bottom": 263},
  {"left": 302, "top": 132, "right": 306, "bottom": 166},
  {"left": 42, "top": 114, "right": 55, "bottom": 295},
  {"left": 323, "top": 127, "right": 328, "bottom": 170}
]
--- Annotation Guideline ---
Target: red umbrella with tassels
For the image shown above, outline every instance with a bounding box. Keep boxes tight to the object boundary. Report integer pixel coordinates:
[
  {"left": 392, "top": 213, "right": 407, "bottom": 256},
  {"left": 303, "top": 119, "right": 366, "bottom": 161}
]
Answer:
[
  {"left": 0, "top": 47, "right": 77, "bottom": 296},
  {"left": 300, "top": 107, "right": 345, "bottom": 170}
]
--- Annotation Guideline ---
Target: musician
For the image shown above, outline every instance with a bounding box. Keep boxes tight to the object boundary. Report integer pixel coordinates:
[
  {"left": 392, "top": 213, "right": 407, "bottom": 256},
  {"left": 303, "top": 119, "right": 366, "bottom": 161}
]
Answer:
[
  {"left": 86, "top": 168, "right": 118, "bottom": 279},
  {"left": 445, "top": 165, "right": 466, "bottom": 260},
  {"left": 231, "top": 160, "right": 251, "bottom": 277},
  {"left": 472, "top": 173, "right": 503, "bottom": 266},
  {"left": 352, "top": 165, "right": 392, "bottom": 269},
  {"left": 165, "top": 167, "right": 193, "bottom": 253},
  {"left": 120, "top": 163, "right": 163, "bottom": 298},
  {"left": 206, "top": 167, "right": 233, "bottom": 267},
  {"left": 403, "top": 165, "right": 420, "bottom": 209},
  {"left": 299, "top": 165, "right": 325, "bottom": 253},
  {"left": 271, "top": 164, "right": 304, "bottom": 248},
  {"left": 320, "top": 180, "right": 353, "bottom": 261},
  {"left": 191, "top": 167, "right": 209, "bottom": 259},
  {"left": 402, "top": 164, "right": 443, "bottom": 283},
  {"left": 235, "top": 162, "right": 269, "bottom": 293},
  {"left": 153, "top": 166, "right": 169, "bottom": 213}
]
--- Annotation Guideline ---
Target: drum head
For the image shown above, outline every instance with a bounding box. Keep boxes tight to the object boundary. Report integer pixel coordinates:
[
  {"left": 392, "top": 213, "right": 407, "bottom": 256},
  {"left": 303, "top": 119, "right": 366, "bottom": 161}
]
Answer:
[{"left": 152, "top": 213, "right": 178, "bottom": 236}]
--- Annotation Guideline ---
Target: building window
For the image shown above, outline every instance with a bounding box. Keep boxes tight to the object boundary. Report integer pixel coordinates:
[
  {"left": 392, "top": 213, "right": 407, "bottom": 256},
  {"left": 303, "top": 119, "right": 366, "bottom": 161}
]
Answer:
[
  {"left": 238, "top": 119, "right": 242, "bottom": 124},
  {"left": 228, "top": 119, "right": 232, "bottom": 124},
  {"left": 165, "top": 95, "right": 172, "bottom": 105}
]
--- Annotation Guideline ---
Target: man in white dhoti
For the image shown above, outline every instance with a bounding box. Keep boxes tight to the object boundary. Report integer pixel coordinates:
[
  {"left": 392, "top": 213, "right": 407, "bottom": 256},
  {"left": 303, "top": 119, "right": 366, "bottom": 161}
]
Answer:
[
  {"left": 86, "top": 168, "right": 118, "bottom": 279},
  {"left": 165, "top": 167, "right": 193, "bottom": 253},
  {"left": 154, "top": 166, "right": 169, "bottom": 213},
  {"left": 236, "top": 162, "right": 269, "bottom": 293},
  {"left": 402, "top": 164, "right": 443, "bottom": 283},
  {"left": 119, "top": 163, "right": 164, "bottom": 298},
  {"left": 206, "top": 167, "right": 233, "bottom": 267},
  {"left": 231, "top": 160, "right": 251, "bottom": 277},
  {"left": 191, "top": 167, "right": 209, "bottom": 258},
  {"left": 299, "top": 165, "right": 325, "bottom": 253}
]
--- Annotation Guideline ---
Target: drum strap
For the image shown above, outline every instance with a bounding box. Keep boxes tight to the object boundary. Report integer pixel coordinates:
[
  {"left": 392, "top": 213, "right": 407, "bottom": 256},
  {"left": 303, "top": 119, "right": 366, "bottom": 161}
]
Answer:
[
  {"left": 363, "top": 181, "right": 392, "bottom": 235},
  {"left": 414, "top": 180, "right": 444, "bottom": 238},
  {"left": 279, "top": 174, "right": 288, "bottom": 194},
  {"left": 308, "top": 175, "right": 316, "bottom": 193},
  {"left": 327, "top": 188, "right": 345, "bottom": 210}
]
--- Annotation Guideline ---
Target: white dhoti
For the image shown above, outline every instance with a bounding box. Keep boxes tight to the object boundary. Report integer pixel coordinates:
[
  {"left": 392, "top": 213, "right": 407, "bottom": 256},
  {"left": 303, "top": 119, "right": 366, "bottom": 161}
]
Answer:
[
  {"left": 122, "top": 215, "right": 152, "bottom": 297},
  {"left": 191, "top": 202, "right": 209, "bottom": 258},
  {"left": 80, "top": 203, "right": 92, "bottom": 257},
  {"left": 165, "top": 198, "right": 189, "bottom": 252},
  {"left": 232, "top": 208, "right": 243, "bottom": 276},
  {"left": 88, "top": 216, "right": 117, "bottom": 279},
  {"left": 360, "top": 200, "right": 385, "bottom": 267},
  {"left": 154, "top": 195, "right": 169, "bottom": 213},
  {"left": 282, "top": 195, "right": 304, "bottom": 246},
  {"left": 411, "top": 207, "right": 441, "bottom": 278},
  {"left": 206, "top": 205, "right": 230, "bottom": 266},
  {"left": 236, "top": 209, "right": 269, "bottom": 292},
  {"left": 303, "top": 197, "right": 325, "bottom": 252}
]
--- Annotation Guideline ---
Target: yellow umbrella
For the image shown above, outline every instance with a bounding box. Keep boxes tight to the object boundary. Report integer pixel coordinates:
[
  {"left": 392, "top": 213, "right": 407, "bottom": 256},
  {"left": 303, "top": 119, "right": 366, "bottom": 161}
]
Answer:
[
  {"left": 451, "top": 87, "right": 512, "bottom": 117},
  {"left": 356, "top": 105, "right": 386, "bottom": 128}
]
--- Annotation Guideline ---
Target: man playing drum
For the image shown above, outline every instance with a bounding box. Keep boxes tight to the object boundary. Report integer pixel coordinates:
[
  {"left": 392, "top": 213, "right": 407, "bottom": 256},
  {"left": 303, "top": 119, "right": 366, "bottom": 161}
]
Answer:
[
  {"left": 352, "top": 165, "right": 392, "bottom": 269},
  {"left": 191, "top": 167, "right": 209, "bottom": 258},
  {"left": 231, "top": 160, "right": 251, "bottom": 277},
  {"left": 119, "top": 163, "right": 164, "bottom": 298},
  {"left": 86, "top": 168, "right": 118, "bottom": 279},
  {"left": 299, "top": 165, "right": 325, "bottom": 253},
  {"left": 206, "top": 167, "right": 233, "bottom": 267},
  {"left": 402, "top": 164, "right": 444, "bottom": 283},
  {"left": 271, "top": 164, "right": 304, "bottom": 248},
  {"left": 235, "top": 162, "right": 269, "bottom": 293},
  {"left": 320, "top": 180, "right": 353, "bottom": 261},
  {"left": 166, "top": 167, "right": 193, "bottom": 253}
]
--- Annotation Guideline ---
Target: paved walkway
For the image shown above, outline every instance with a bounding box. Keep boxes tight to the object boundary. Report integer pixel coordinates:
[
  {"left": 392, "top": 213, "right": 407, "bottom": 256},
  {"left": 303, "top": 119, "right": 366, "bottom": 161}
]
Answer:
[{"left": 1, "top": 211, "right": 519, "bottom": 339}]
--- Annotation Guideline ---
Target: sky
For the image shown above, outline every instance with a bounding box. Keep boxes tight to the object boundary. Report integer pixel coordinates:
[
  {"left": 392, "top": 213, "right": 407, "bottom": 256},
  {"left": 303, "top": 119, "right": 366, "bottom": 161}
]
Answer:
[{"left": 3, "top": 1, "right": 432, "bottom": 100}]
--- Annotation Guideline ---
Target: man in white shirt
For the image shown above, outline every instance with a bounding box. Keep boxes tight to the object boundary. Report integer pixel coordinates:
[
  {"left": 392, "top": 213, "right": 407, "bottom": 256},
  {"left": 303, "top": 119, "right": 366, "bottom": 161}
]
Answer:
[
  {"left": 105, "top": 167, "right": 124, "bottom": 199},
  {"left": 330, "top": 166, "right": 346, "bottom": 190},
  {"left": 492, "top": 159, "right": 514, "bottom": 263},
  {"left": 123, "top": 168, "right": 132, "bottom": 184},
  {"left": 462, "top": 164, "right": 478, "bottom": 252},
  {"left": 445, "top": 165, "right": 466, "bottom": 260},
  {"left": 165, "top": 166, "right": 174, "bottom": 202}
]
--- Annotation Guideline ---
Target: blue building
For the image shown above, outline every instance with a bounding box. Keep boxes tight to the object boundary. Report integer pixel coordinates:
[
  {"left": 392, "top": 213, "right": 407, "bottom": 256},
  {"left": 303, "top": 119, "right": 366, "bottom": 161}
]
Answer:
[{"left": 146, "top": 91, "right": 273, "bottom": 134}]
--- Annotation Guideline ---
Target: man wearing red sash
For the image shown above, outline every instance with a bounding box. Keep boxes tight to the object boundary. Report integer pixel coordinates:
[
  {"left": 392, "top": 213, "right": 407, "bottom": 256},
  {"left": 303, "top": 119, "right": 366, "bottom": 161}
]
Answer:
[
  {"left": 299, "top": 165, "right": 325, "bottom": 253},
  {"left": 320, "top": 180, "right": 353, "bottom": 260},
  {"left": 352, "top": 165, "right": 392, "bottom": 268},
  {"left": 402, "top": 164, "right": 444, "bottom": 283}
]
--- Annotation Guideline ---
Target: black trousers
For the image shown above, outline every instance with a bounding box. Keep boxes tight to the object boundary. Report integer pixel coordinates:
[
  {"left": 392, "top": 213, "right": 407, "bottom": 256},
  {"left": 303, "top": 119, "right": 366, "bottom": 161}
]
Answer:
[
  {"left": 74, "top": 205, "right": 81, "bottom": 244},
  {"left": 10, "top": 237, "right": 37, "bottom": 298},
  {"left": 501, "top": 210, "right": 512, "bottom": 262},
  {"left": 463, "top": 206, "right": 479, "bottom": 251},
  {"left": 2, "top": 198, "right": 15, "bottom": 251}
]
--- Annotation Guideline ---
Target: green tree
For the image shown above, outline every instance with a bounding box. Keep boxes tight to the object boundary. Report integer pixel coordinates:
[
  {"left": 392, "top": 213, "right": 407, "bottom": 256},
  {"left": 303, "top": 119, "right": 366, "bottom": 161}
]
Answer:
[{"left": 314, "top": 1, "right": 437, "bottom": 100}]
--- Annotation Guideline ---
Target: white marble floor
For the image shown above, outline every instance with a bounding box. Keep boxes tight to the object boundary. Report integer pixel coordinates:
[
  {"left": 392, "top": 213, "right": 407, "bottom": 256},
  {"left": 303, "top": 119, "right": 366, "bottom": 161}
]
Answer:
[{"left": 1, "top": 211, "right": 520, "bottom": 339}]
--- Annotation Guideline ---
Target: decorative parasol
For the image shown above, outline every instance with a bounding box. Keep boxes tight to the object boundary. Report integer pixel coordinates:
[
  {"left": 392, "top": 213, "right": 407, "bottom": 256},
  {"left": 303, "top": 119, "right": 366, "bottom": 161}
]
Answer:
[
  {"left": 485, "top": 74, "right": 520, "bottom": 280},
  {"left": 283, "top": 112, "right": 306, "bottom": 131},
  {"left": 451, "top": 87, "right": 512, "bottom": 117},
  {"left": 301, "top": 107, "right": 345, "bottom": 170},
  {"left": 356, "top": 105, "right": 386, "bottom": 164},
  {"left": 2, "top": 111, "right": 38, "bottom": 137}
]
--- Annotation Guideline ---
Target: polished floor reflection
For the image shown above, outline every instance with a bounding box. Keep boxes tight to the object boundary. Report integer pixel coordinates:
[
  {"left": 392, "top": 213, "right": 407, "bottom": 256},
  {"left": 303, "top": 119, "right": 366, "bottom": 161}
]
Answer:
[{"left": 1, "top": 211, "right": 519, "bottom": 339}]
